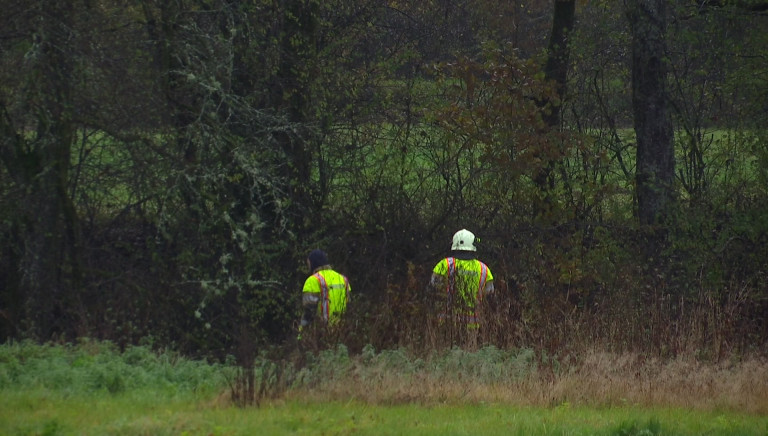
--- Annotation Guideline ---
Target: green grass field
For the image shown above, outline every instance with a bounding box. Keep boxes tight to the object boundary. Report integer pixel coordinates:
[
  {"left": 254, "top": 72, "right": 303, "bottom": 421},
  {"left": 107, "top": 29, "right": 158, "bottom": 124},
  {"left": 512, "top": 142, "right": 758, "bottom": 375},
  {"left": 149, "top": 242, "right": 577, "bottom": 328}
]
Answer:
[
  {"left": 2, "top": 391, "right": 767, "bottom": 435},
  {"left": 1, "top": 341, "right": 767, "bottom": 435}
]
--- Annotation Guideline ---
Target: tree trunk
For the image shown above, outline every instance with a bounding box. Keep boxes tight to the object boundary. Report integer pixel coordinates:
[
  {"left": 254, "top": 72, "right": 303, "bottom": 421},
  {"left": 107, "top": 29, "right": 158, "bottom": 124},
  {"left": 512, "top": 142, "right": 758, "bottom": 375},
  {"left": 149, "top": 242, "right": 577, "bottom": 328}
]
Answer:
[
  {"left": 626, "top": 0, "right": 675, "bottom": 226},
  {"left": 271, "top": 0, "right": 317, "bottom": 217},
  {"left": 0, "top": 0, "right": 81, "bottom": 339},
  {"left": 534, "top": 0, "right": 576, "bottom": 212},
  {"left": 543, "top": 0, "right": 576, "bottom": 129}
]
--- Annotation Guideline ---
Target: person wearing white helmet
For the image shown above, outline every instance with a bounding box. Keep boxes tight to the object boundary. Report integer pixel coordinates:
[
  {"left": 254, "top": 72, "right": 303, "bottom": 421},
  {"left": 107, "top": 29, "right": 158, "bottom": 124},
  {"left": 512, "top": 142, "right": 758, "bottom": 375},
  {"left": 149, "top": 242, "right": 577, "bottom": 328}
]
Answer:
[{"left": 430, "top": 229, "right": 494, "bottom": 330}]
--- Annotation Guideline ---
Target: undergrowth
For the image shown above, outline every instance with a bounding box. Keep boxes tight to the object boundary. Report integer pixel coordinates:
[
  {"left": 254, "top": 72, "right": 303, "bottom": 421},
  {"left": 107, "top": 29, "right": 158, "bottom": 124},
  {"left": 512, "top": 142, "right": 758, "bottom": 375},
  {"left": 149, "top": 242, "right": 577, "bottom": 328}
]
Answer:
[
  {"left": 3, "top": 340, "right": 767, "bottom": 416},
  {"left": 0, "top": 339, "right": 228, "bottom": 397}
]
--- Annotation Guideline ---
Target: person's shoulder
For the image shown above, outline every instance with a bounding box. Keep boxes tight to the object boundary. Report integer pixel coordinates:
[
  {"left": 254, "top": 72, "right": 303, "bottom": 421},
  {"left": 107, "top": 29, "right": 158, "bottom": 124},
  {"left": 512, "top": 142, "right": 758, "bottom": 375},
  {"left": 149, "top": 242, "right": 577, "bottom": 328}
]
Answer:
[
  {"left": 434, "top": 257, "right": 456, "bottom": 274},
  {"left": 460, "top": 257, "right": 490, "bottom": 270},
  {"left": 331, "top": 268, "right": 347, "bottom": 278},
  {"left": 323, "top": 268, "right": 348, "bottom": 280},
  {"left": 433, "top": 257, "right": 450, "bottom": 266},
  {"left": 478, "top": 259, "right": 493, "bottom": 276},
  {"left": 303, "top": 274, "right": 321, "bottom": 292}
]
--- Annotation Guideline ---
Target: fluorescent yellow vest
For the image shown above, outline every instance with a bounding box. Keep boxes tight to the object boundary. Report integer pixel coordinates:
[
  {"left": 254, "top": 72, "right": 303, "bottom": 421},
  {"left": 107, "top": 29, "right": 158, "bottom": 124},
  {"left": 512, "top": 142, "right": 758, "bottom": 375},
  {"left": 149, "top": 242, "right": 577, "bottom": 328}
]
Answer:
[
  {"left": 433, "top": 257, "right": 492, "bottom": 324},
  {"left": 302, "top": 269, "right": 350, "bottom": 323}
]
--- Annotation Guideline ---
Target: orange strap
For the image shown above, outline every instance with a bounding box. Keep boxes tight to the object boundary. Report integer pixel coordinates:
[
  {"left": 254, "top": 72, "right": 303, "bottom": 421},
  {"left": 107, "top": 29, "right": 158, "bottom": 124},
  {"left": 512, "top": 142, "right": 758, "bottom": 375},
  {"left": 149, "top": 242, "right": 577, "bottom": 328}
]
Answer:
[{"left": 313, "top": 272, "right": 329, "bottom": 322}]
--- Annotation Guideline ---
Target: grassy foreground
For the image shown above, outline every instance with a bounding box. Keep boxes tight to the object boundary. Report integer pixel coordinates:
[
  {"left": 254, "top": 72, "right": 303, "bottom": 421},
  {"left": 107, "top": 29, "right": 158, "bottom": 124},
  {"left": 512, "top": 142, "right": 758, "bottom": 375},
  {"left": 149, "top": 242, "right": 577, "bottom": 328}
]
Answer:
[
  {"left": 1, "top": 341, "right": 767, "bottom": 435},
  {"left": 2, "top": 392, "right": 767, "bottom": 435}
]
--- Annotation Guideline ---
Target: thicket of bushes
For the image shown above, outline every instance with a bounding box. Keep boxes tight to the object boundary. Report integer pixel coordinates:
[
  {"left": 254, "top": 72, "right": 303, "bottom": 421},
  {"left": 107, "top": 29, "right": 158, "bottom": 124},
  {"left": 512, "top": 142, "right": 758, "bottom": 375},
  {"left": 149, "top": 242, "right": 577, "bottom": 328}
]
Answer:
[{"left": 0, "top": 2, "right": 766, "bottom": 368}]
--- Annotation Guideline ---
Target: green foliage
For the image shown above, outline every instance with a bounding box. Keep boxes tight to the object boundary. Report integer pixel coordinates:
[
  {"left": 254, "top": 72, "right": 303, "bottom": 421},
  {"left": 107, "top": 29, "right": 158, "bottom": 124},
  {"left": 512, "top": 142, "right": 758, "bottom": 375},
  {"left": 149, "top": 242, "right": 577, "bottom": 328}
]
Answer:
[
  {"left": 0, "top": 340, "right": 226, "bottom": 397},
  {"left": 607, "top": 418, "right": 662, "bottom": 436}
]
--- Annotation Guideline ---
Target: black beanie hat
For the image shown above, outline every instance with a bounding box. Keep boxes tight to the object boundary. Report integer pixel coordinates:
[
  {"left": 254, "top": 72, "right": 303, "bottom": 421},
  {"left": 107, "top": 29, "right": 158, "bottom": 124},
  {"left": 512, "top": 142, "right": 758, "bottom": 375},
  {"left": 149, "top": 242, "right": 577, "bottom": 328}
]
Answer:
[{"left": 308, "top": 249, "right": 329, "bottom": 271}]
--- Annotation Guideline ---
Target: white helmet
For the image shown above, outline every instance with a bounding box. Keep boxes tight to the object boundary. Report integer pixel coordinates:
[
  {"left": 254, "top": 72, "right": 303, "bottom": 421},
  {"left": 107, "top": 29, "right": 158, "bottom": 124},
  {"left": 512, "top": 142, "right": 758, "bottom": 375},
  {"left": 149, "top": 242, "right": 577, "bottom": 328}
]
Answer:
[{"left": 451, "top": 229, "right": 477, "bottom": 251}]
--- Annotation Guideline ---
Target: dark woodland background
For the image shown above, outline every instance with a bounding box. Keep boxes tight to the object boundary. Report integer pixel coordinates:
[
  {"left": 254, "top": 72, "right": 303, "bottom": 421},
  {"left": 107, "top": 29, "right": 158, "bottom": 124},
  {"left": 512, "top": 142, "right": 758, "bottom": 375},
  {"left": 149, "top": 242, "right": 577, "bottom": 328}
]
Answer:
[{"left": 1, "top": 0, "right": 767, "bottom": 364}]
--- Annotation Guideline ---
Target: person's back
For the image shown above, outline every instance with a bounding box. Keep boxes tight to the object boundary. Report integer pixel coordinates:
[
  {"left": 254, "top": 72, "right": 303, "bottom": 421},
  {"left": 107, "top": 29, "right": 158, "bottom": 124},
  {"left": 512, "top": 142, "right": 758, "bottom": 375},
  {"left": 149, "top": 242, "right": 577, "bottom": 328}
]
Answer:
[
  {"left": 433, "top": 256, "right": 491, "bottom": 317},
  {"left": 430, "top": 229, "right": 494, "bottom": 327},
  {"left": 303, "top": 266, "right": 350, "bottom": 324},
  {"left": 301, "top": 249, "right": 351, "bottom": 327}
]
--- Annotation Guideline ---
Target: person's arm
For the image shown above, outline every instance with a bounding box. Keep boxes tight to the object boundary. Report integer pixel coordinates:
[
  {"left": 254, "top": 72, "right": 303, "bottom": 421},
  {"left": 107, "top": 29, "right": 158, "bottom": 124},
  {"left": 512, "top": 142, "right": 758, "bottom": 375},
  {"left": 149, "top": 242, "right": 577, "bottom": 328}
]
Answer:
[
  {"left": 300, "top": 292, "right": 319, "bottom": 327},
  {"left": 475, "top": 278, "right": 494, "bottom": 326},
  {"left": 345, "top": 276, "right": 351, "bottom": 306},
  {"left": 301, "top": 273, "right": 321, "bottom": 327},
  {"left": 480, "top": 262, "right": 494, "bottom": 298},
  {"left": 430, "top": 273, "right": 446, "bottom": 288},
  {"left": 430, "top": 258, "right": 450, "bottom": 289}
]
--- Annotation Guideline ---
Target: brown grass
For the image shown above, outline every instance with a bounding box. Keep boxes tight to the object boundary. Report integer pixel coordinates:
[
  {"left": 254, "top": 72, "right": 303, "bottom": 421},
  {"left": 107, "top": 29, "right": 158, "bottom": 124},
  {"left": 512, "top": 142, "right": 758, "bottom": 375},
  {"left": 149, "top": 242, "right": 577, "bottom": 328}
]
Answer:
[
  {"left": 543, "top": 351, "right": 768, "bottom": 413},
  {"left": 284, "top": 350, "right": 768, "bottom": 414}
]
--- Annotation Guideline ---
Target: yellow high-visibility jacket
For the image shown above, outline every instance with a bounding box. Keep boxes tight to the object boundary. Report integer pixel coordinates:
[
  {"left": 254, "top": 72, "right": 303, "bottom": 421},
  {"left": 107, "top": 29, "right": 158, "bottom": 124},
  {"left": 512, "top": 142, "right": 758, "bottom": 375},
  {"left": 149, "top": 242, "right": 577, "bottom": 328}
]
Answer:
[
  {"left": 432, "top": 257, "right": 493, "bottom": 325},
  {"left": 302, "top": 267, "right": 350, "bottom": 324}
]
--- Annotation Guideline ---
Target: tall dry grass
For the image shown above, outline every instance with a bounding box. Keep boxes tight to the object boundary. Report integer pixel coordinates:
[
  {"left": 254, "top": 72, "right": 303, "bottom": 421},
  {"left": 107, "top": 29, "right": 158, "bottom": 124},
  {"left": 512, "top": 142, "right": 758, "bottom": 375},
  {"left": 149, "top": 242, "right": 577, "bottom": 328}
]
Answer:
[
  {"left": 551, "top": 351, "right": 768, "bottom": 413},
  {"left": 283, "top": 347, "right": 768, "bottom": 414},
  {"left": 266, "top": 270, "right": 768, "bottom": 413}
]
